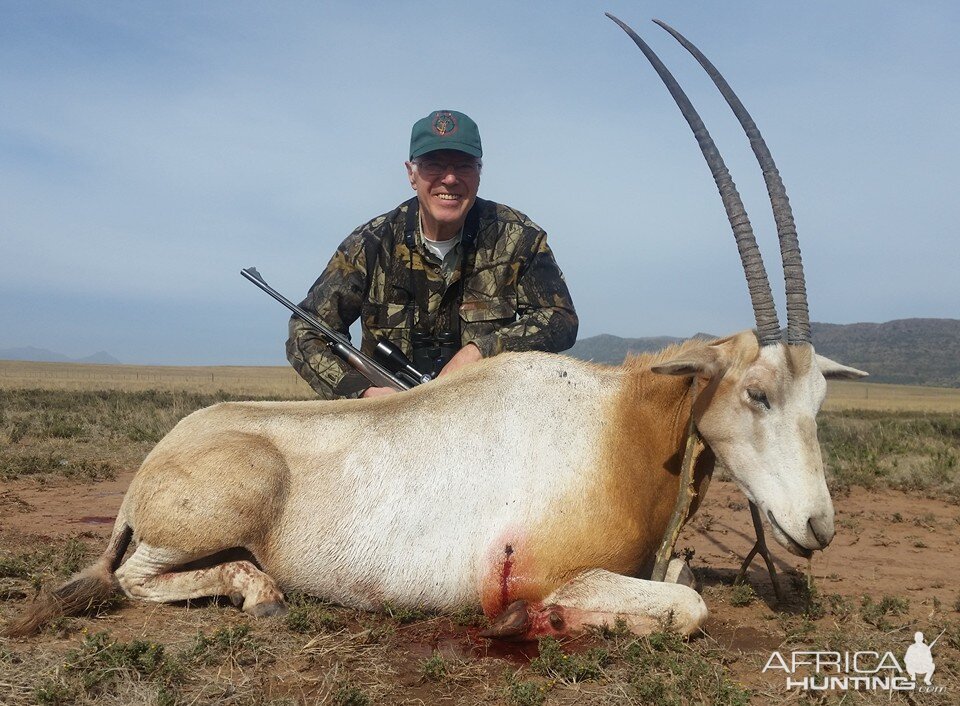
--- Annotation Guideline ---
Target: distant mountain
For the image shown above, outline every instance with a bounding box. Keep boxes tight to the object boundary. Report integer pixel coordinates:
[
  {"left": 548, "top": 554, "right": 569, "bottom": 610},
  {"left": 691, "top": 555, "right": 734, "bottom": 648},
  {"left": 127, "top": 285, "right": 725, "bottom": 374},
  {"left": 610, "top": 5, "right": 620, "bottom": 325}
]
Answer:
[
  {"left": 567, "top": 318, "right": 960, "bottom": 388},
  {"left": 811, "top": 319, "right": 960, "bottom": 388},
  {"left": 567, "top": 333, "right": 715, "bottom": 365},
  {"left": 75, "top": 351, "right": 122, "bottom": 365},
  {"left": 0, "top": 346, "right": 121, "bottom": 365},
  {"left": 0, "top": 346, "right": 71, "bottom": 363}
]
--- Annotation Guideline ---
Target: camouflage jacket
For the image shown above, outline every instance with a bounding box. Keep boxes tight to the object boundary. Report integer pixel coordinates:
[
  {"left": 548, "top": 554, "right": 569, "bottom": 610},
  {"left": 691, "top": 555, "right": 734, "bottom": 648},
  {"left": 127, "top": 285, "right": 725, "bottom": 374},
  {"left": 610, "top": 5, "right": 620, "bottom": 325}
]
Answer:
[{"left": 286, "top": 196, "right": 578, "bottom": 399}]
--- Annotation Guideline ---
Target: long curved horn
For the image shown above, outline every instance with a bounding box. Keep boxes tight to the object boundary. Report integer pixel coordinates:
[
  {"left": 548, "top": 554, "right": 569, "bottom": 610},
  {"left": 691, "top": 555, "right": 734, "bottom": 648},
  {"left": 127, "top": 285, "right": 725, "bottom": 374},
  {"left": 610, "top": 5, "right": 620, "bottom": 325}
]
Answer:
[
  {"left": 653, "top": 19, "right": 810, "bottom": 345},
  {"left": 605, "top": 13, "right": 781, "bottom": 346}
]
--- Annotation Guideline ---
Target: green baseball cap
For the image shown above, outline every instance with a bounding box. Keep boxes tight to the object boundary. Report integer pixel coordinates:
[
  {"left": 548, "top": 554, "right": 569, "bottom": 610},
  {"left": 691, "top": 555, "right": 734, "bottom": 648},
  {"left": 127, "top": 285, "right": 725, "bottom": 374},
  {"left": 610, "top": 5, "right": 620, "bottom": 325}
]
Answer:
[{"left": 409, "top": 110, "right": 482, "bottom": 160}]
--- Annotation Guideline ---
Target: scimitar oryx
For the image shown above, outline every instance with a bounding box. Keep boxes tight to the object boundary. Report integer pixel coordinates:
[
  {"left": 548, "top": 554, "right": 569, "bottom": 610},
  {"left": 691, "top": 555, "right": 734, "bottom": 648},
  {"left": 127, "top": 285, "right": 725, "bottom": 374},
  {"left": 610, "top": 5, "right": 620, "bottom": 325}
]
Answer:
[{"left": 5, "top": 16, "right": 866, "bottom": 641}]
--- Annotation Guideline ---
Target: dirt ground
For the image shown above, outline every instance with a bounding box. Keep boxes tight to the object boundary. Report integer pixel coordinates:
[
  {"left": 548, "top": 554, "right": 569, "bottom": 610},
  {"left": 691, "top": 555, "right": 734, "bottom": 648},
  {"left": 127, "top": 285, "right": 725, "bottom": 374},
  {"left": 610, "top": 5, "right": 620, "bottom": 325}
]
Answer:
[
  {"left": 679, "top": 482, "right": 960, "bottom": 686},
  {"left": 2, "top": 466, "right": 959, "bottom": 703}
]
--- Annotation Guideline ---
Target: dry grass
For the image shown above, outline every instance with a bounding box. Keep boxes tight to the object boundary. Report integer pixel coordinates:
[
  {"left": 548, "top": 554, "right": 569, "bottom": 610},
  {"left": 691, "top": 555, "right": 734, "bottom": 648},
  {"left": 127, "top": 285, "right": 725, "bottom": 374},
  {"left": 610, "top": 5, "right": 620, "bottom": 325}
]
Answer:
[
  {"left": 0, "top": 389, "right": 287, "bottom": 482},
  {"left": 4, "top": 360, "right": 959, "bottom": 411},
  {"left": 819, "top": 410, "right": 960, "bottom": 500},
  {"left": 825, "top": 379, "right": 960, "bottom": 412},
  {"left": 0, "top": 361, "right": 314, "bottom": 398},
  {"left": 0, "top": 583, "right": 759, "bottom": 705},
  {"left": 4, "top": 568, "right": 956, "bottom": 704}
]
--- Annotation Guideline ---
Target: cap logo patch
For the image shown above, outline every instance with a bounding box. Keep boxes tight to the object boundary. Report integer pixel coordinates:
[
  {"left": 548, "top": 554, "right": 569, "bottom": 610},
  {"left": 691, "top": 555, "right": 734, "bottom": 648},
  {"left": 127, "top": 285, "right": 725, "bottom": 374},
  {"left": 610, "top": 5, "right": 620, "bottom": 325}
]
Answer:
[{"left": 432, "top": 111, "right": 458, "bottom": 137}]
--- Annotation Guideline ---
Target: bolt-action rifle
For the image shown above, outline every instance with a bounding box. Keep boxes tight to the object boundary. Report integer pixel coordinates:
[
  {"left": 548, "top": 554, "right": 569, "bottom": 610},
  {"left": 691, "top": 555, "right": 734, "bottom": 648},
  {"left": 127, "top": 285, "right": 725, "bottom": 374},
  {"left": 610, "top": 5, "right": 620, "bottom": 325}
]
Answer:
[{"left": 241, "top": 267, "right": 431, "bottom": 391}]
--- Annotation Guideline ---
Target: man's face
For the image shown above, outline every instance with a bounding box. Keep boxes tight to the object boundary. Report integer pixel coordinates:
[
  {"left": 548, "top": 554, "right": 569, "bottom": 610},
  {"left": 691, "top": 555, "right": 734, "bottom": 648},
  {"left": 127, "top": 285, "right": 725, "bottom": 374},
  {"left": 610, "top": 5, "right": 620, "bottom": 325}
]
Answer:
[{"left": 406, "top": 149, "right": 481, "bottom": 238}]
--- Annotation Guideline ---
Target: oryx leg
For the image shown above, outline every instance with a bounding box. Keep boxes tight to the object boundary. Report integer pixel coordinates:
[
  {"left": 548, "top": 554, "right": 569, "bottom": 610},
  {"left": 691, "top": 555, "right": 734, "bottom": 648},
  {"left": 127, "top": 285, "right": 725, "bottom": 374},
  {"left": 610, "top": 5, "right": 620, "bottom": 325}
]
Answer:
[
  {"left": 115, "top": 543, "right": 287, "bottom": 617},
  {"left": 481, "top": 568, "right": 707, "bottom": 640},
  {"left": 735, "top": 501, "right": 784, "bottom": 603}
]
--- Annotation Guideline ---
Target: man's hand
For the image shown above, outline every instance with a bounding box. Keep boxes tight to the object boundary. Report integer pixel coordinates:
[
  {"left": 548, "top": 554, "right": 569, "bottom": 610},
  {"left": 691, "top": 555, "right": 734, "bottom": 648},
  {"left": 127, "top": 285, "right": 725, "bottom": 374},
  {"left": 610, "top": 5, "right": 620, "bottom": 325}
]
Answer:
[
  {"left": 438, "top": 342, "right": 482, "bottom": 378},
  {"left": 362, "top": 386, "right": 398, "bottom": 399}
]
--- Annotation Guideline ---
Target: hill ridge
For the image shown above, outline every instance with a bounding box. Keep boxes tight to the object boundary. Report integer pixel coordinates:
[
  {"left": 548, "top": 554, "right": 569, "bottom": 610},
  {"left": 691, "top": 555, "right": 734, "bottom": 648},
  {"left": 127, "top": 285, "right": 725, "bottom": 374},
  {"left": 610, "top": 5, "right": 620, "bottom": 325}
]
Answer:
[
  {"left": 567, "top": 318, "right": 960, "bottom": 388},
  {"left": 0, "top": 346, "right": 121, "bottom": 365}
]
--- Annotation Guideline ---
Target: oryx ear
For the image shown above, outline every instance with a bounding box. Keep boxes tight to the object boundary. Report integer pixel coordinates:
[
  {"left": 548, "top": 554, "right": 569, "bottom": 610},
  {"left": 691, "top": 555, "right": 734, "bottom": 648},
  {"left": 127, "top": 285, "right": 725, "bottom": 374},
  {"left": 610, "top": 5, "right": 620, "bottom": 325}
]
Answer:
[
  {"left": 816, "top": 354, "right": 868, "bottom": 379},
  {"left": 651, "top": 347, "right": 722, "bottom": 378}
]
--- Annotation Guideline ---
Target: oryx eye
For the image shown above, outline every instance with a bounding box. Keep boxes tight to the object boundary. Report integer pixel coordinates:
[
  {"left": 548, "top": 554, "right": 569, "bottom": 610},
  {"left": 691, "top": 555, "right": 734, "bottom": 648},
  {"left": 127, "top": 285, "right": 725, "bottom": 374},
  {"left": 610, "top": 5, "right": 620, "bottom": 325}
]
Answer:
[{"left": 747, "top": 388, "right": 771, "bottom": 410}]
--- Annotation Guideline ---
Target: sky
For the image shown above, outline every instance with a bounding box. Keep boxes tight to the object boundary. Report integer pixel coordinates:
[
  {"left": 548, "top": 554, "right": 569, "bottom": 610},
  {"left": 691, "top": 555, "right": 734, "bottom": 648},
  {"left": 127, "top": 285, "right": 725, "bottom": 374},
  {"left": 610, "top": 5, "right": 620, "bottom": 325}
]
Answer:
[{"left": 2, "top": 1, "right": 957, "bottom": 365}]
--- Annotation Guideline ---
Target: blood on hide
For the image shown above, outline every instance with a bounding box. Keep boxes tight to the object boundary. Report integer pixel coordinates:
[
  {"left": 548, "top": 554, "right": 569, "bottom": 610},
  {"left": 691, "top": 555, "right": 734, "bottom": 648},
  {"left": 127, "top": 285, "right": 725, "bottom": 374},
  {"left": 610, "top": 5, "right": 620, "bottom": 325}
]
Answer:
[{"left": 500, "top": 544, "right": 514, "bottom": 611}]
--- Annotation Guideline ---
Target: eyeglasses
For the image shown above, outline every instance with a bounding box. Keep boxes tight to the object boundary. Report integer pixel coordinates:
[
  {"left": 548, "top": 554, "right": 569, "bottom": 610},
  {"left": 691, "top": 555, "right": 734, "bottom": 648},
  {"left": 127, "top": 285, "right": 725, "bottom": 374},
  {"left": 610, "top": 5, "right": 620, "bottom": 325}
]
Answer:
[{"left": 413, "top": 159, "right": 481, "bottom": 179}]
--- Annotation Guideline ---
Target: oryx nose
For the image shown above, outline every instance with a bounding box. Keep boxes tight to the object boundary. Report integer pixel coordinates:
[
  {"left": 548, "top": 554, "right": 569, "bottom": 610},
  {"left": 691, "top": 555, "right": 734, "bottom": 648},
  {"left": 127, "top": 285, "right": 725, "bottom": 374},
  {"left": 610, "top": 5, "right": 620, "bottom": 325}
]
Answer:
[{"left": 807, "top": 515, "right": 835, "bottom": 548}]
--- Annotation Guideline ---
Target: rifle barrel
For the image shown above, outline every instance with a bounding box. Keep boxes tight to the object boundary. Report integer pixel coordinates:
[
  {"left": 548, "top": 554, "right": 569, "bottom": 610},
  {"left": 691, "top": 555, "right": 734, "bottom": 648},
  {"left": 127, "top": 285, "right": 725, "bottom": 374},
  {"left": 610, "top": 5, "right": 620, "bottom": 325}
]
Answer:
[{"left": 241, "top": 267, "right": 409, "bottom": 391}]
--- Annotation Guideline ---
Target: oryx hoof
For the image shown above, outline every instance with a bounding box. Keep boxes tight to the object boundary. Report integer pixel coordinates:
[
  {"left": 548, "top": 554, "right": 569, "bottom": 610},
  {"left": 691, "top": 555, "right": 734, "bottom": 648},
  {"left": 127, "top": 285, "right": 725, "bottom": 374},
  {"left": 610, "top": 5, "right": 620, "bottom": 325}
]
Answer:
[
  {"left": 247, "top": 599, "right": 288, "bottom": 618},
  {"left": 665, "top": 558, "right": 699, "bottom": 591},
  {"left": 479, "top": 599, "right": 531, "bottom": 639}
]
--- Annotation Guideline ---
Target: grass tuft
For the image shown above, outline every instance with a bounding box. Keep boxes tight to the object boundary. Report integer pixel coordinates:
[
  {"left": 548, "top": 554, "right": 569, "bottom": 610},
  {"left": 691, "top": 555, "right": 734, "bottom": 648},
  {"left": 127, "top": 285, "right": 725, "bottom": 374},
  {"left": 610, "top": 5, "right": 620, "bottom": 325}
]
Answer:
[
  {"left": 331, "top": 682, "right": 371, "bottom": 706},
  {"left": 0, "top": 538, "right": 91, "bottom": 582},
  {"left": 619, "top": 632, "right": 750, "bottom": 706},
  {"left": 284, "top": 591, "right": 345, "bottom": 633},
  {"left": 34, "top": 630, "right": 183, "bottom": 704},
  {"left": 504, "top": 671, "right": 547, "bottom": 706},
  {"left": 530, "top": 636, "right": 610, "bottom": 683},
  {"left": 450, "top": 603, "right": 489, "bottom": 628},
  {"left": 729, "top": 582, "right": 755, "bottom": 607},
  {"left": 420, "top": 652, "right": 447, "bottom": 681},
  {"left": 860, "top": 595, "right": 910, "bottom": 630},
  {"left": 381, "top": 601, "right": 435, "bottom": 625}
]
